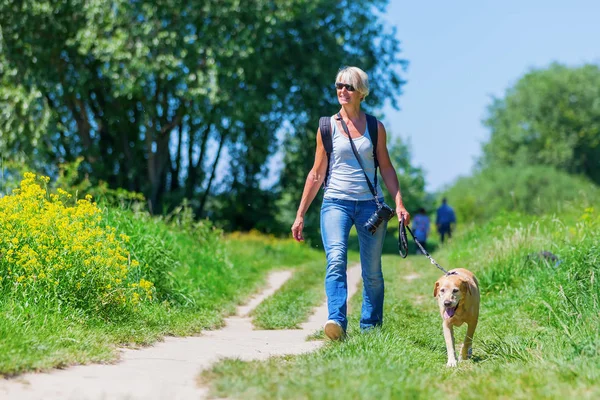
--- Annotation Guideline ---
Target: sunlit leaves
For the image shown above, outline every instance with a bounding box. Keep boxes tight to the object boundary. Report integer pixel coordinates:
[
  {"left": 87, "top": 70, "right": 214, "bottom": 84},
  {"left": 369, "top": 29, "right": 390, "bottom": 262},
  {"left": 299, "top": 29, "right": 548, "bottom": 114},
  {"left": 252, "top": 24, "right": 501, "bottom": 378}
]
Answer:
[
  {"left": 0, "top": 0, "right": 406, "bottom": 229},
  {"left": 481, "top": 63, "right": 600, "bottom": 185}
]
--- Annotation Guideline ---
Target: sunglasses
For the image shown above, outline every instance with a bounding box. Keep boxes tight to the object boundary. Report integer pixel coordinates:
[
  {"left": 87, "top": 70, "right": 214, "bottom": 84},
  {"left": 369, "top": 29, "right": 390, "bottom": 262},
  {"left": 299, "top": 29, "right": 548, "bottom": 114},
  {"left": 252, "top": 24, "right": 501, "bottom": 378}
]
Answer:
[{"left": 335, "top": 82, "right": 356, "bottom": 92}]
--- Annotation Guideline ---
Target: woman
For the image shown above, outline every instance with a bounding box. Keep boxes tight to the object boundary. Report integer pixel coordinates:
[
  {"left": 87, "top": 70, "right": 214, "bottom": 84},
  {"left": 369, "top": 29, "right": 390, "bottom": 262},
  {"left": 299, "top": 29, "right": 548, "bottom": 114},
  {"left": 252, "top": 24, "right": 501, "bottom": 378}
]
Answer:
[{"left": 291, "top": 66, "right": 410, "bottom": 340}]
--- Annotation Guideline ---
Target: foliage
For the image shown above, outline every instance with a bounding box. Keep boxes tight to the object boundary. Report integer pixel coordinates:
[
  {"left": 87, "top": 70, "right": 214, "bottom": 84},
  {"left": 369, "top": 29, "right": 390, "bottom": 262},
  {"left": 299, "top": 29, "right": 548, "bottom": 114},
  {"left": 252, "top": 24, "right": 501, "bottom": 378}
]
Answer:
[
  {"left": 447, "top": 207, "right": 600, "bottom": 362},
  {"left": 0, "top": 179, "right": 328, "bottom": 374},
  {"left": 1, "top": 157, "right": 146, "bottom": 208},
  {"left": 0, "top": 0, "right": 407, "bottom": 234},
  {"left": 0, "top": 158, "right": 29, "bottom": 197},
  {"left": 0, "top": 173, "right": 153, "bottom": 314},
  {"left": 0, "top": 45, "right": 52, "bottom": 171},
  {"left": 384, "top": 135, "right": 432, "bottom": 214},
  {"left": 481, "top": 63, "right": 600, "bottom": 184},
  {"left": 55, "top": 157, "right": 146, "bottom": 207},
  {"left": 440, "top": 165, "right": 600, "bottom": 224}
]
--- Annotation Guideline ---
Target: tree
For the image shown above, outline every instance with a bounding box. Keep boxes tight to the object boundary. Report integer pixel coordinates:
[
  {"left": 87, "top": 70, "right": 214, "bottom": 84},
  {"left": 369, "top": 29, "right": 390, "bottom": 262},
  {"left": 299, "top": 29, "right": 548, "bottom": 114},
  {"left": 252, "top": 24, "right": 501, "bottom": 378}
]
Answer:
[
  {"left": 0, "top": 0, "right": 408, "bottom": 232},
  {"left": 384, "top": 135, "right": 431, "bottom": 215},
  {"left": 480, "top": 63, "right": 600, "bottom": 184},
  {"left": 440, "top": 165, "right": 600, "bottom": 224},
  {"left": 0, "top": 37, "right": 53, "bottom": 172}
]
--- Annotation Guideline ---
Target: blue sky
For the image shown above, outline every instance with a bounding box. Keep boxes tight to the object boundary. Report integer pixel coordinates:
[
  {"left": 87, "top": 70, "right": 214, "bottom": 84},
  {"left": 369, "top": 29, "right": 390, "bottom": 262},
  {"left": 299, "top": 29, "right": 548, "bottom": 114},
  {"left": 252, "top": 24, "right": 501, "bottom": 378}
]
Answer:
[{"left": 380, "top": 0, "right": 600, "bottom": 191}]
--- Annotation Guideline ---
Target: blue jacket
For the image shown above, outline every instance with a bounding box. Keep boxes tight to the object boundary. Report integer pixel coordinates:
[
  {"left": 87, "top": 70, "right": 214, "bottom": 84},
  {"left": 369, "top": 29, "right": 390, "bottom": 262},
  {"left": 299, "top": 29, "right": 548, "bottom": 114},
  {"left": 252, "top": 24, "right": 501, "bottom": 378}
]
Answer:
[
  {"left": 412, "top": 214, "right": 430, "bottom": 242},
  {"left": 436, "top": 204, "right": 456, "bottom": 225}
]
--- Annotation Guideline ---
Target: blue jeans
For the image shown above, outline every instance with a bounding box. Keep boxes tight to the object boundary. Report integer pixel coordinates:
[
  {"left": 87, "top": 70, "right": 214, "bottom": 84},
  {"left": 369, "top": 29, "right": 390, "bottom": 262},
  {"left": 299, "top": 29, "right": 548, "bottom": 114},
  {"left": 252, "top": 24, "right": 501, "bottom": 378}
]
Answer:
[
  {"left": 438, "top": 223, "right": 452, "bottom": 243},
  {"left": 320, "top": 198, "right": 388, "bottom": 331}
]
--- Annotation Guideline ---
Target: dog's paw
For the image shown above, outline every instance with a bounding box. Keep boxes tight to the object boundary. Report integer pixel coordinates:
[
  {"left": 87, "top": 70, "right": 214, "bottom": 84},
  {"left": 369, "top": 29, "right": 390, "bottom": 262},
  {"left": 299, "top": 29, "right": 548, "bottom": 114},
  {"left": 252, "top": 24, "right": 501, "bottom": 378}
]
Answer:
[
  {"left": 460, "top": 347, "right": 472, "bottom": 360},
  {"left": 446, "top": 359, "right": 457, "bottom": 367}
]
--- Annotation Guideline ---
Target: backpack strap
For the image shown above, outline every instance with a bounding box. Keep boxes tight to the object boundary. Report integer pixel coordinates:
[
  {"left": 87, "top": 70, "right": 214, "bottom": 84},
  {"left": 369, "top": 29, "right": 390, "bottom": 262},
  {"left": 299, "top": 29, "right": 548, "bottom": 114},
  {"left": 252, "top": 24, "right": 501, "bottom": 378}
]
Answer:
[
  {"left": 365, "top": 113, "right": 379, "bottom": 191},
  {"left": 319, "top": 116, "right": 333, "bottom": 188},
  {"left": 319, "top": 114, "right": 379, "bottom": 190},
  {"left": 366, "top": 114, "right": 379, "bottom": 169}
]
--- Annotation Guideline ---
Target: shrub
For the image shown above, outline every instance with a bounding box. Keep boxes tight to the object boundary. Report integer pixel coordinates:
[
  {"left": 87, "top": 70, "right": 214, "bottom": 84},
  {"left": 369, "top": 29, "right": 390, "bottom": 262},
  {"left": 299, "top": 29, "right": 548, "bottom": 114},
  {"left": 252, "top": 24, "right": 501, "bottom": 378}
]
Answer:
[
  {"left": 447, "top": 205, "right": 600, "bottom": 357},
  {"left": 0, "top": 173, "right": 153, "bottom": 314},
  {"left": 441, "top": 165, "right": 600, "bottom": 224}
]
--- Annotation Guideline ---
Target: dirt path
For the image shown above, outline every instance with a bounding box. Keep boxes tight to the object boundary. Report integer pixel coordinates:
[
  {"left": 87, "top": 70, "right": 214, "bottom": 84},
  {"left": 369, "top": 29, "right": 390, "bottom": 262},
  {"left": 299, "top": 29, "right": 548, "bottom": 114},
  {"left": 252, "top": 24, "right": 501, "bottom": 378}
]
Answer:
[{"left": 0, "top": 264, "right": 362, "bottom": 400}]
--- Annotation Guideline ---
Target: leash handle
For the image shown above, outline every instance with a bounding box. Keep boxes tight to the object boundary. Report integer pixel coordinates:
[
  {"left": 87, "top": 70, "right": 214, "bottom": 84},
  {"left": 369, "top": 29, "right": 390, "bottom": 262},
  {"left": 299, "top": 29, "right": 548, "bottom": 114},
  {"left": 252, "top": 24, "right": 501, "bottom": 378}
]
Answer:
[{"left": 398, "top": 216, "right": 409, "bottom": 258}]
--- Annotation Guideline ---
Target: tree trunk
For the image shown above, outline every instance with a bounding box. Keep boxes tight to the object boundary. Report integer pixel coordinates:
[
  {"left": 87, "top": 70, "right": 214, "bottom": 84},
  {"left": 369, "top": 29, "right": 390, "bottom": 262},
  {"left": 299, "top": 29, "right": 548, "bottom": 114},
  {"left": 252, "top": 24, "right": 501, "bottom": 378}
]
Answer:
[
  {"left": 198, "top": 129, "right": 228, "bottom": 215},
  {"left": 170, "top": 121, "right": 184, "bottom": 191}
]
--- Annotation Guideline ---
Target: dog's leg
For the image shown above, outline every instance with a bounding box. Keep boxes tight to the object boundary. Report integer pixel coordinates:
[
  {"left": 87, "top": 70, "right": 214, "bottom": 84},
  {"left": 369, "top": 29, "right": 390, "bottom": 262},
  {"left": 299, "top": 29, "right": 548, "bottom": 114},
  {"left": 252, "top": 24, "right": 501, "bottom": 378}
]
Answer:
[
  {"left": 460, "top": 320, "right": 477, "bottom": 360},
  {"left": 442, "top": 322, "right": 457, "bottom": 367}
]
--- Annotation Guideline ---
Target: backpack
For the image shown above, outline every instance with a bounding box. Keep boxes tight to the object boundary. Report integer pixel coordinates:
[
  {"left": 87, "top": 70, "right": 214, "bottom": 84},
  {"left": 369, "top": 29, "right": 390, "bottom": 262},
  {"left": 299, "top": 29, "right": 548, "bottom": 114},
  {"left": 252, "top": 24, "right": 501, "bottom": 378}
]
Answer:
[{"left": 318, "top": 113, "right": 379, "bottom": 189}]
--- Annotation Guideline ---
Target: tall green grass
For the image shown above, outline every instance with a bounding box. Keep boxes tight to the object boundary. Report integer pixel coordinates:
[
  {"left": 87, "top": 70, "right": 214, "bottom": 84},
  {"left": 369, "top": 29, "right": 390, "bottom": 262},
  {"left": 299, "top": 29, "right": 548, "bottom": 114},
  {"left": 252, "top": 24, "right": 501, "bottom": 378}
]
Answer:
[
  {"left": 0, "top": 176, "right": 324, "bottom": 375},
  {"left": 201, "top": 205, "right": 600, "bottom": 399}
]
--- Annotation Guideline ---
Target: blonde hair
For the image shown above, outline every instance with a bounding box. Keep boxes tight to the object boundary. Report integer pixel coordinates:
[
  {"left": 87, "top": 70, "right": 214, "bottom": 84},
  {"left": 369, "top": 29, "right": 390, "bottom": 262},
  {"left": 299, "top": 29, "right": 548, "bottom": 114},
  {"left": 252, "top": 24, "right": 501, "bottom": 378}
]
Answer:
[{"left": 335, "top": 66, "right": 370, "bottom": 101}]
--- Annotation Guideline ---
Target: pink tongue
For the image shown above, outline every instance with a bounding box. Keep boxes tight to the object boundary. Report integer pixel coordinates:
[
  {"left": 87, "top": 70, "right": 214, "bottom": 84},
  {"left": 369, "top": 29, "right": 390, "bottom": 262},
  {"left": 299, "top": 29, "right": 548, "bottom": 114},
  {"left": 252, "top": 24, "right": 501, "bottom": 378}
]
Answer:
[{"left": 444, "top": 307, "right": 456, "bottom": 318}]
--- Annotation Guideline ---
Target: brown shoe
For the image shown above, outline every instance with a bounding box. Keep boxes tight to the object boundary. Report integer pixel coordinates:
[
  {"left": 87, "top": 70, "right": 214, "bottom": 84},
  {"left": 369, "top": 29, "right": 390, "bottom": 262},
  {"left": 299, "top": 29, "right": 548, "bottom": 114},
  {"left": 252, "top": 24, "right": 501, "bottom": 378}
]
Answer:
[{"left": 324, "top": 320, "right": 344, "bottom": 340}]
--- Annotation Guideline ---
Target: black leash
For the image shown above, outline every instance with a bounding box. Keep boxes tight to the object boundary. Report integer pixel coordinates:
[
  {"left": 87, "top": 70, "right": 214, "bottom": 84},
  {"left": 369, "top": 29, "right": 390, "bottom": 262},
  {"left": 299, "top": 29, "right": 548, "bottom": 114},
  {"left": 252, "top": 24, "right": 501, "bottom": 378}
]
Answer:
[{"left": 398, "top": 217, "right": 449, "bottom": 274}]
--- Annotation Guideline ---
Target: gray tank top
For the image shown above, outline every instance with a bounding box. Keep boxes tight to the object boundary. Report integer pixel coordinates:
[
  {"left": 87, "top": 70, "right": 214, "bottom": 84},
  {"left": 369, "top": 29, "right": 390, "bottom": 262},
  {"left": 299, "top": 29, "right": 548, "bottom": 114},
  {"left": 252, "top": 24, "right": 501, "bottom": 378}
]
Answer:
[{"left": 324, "top": 116, "right": 383, "bottom": 201}]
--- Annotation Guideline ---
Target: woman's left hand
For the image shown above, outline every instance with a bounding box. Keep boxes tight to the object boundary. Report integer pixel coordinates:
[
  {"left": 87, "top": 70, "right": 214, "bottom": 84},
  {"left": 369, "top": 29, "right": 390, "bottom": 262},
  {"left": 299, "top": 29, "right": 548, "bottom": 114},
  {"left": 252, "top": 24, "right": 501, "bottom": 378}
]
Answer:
[{"left": 397, "top": 206, "right": 410, "bottom": 225}]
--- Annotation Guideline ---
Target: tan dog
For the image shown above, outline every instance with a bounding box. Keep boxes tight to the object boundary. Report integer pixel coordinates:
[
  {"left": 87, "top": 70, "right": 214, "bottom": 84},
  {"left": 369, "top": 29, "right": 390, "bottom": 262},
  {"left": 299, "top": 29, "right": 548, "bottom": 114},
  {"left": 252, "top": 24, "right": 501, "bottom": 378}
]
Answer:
[{"left": 433, "top": 268, "right": 480, "bottom": 367}]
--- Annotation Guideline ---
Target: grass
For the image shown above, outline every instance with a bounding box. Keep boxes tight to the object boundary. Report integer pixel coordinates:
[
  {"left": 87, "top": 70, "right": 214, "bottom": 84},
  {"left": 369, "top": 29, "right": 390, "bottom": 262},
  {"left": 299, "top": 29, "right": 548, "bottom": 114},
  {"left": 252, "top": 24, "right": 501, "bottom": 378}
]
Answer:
[
  {"left": 200, "top": 207, "right": 600, "bottom": 399},
  {"left": 250, "top": 229, "right": 361, "bottom": 330},
  {"left": 251, "top": 259, "right": 327, "bottom": 329},
  {"left": 0, "top": 202, "right": 326, "bottom": 376},
  {"left": 0, "top": 302, "right": 114, "bottom": 371},
  {"left": 4, "top": 174, "right": 600, "bottom": 398}
]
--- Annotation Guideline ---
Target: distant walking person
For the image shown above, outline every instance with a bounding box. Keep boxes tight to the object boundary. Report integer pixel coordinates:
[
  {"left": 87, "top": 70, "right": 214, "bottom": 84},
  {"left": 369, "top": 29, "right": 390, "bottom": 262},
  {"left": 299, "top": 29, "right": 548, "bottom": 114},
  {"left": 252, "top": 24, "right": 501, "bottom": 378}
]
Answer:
[
  {"left": 411, "top": 207, "right": 430, "bottom": 253},
  {"left": 436, "top": 198, "right": 456, "bottom": 243}
]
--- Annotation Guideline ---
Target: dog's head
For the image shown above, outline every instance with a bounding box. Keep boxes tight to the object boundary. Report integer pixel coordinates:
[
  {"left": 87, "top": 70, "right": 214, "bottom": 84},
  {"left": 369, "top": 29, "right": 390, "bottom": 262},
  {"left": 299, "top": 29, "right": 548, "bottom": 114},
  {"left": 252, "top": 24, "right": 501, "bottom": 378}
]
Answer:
[{"left": 433, "top": 272, "right": 471, "bottom": 319}]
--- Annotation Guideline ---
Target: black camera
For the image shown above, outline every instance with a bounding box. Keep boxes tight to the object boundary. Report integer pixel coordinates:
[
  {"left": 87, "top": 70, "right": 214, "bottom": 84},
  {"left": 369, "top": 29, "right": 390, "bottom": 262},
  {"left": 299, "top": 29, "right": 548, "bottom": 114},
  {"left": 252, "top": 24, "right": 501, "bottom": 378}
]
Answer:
[{"left": 364, "top": 203, "right": 395, "bottom": 235}]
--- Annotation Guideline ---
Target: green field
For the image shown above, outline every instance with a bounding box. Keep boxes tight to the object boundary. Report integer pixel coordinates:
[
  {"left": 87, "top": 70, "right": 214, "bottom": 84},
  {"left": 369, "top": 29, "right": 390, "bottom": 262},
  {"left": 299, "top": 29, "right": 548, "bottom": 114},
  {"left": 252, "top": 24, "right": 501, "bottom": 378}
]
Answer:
[
  {"left": 2, "top": 175, "right": 600, "bottom": 400},
  {"left": 202, "top": 209, "right": 600, "bottom": 399}
]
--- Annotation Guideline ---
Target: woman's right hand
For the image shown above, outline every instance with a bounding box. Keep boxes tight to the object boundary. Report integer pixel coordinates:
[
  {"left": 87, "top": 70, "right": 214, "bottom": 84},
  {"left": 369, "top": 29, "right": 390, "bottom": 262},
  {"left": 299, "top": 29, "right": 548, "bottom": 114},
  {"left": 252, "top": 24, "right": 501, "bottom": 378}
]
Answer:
[{"left": 291, "top": 216, "right": 305, "bottom": 242}]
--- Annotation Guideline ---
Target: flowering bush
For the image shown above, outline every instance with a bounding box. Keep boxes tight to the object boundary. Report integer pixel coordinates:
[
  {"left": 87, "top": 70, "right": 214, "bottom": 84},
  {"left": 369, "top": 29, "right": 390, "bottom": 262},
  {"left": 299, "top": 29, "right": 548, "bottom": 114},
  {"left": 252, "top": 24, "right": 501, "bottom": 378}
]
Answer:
[{"left": 0, "top": 173, "right": 153, "bottom": 313}]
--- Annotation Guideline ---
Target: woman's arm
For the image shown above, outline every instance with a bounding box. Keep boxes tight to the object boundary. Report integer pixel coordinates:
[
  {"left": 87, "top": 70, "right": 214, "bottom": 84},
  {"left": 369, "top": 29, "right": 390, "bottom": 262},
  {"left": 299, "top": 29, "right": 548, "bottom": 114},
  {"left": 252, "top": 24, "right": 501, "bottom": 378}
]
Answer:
[
  {"left": 291, "top": 128, "right": 328, "bottom": 241},
  {"left": 375, "top": 121, "right": 411, "bottom": 224}
]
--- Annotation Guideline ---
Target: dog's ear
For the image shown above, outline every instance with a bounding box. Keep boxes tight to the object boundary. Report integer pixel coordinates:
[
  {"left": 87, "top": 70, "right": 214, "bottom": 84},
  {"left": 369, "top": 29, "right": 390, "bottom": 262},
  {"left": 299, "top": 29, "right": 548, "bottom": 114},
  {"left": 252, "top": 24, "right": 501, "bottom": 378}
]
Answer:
[
  {"left": 460, "top": 280, "right": 471, "bottom": 295},
  {"left": 433, "top": 281, "right": 440, "bottom": 297}
]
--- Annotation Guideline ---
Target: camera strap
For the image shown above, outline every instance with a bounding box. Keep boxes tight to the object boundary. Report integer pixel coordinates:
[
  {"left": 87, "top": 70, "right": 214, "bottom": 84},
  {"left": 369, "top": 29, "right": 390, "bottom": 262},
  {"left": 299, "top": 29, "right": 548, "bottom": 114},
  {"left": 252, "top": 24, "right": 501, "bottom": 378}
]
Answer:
[{"left": 336, "top": 113, "right": 380, "bottom": 206}]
